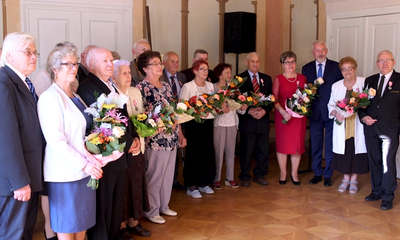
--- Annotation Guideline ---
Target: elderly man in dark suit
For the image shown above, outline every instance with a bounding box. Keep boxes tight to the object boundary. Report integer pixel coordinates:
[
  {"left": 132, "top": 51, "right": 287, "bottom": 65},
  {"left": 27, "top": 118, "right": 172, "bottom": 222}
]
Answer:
[
  {"left": 237, "top": 52, "right": 273, "bottom": 187},
  {"left": 130, "top": 39, "right": 151, "bottom": 86},
  {"left": 359, "top": 50, "right": 400, "bottom": 210},
  {"left": 160, "top": 51, "right": 187, "bottom": 190},
  {"left": 77, "top": 47, "right": 140, "bottom": 240},
  {"left": 302, "top": 41, "right": 343, "bottom": 187},
  {"left": 0, "top": 32, "right": 44, "bottom": 240}
]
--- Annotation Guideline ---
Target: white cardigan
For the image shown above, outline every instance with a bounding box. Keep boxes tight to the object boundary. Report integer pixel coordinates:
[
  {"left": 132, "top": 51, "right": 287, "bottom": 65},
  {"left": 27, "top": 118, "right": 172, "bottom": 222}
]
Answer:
[
  {"left": 327, "top": 77, "right": 367, "bottom": 155},
  {"left": 38, "top": 83, "right": 89, "bottom": 182},
  {"left": 180, "top": 80, "right": 214, "bottom": 119}
]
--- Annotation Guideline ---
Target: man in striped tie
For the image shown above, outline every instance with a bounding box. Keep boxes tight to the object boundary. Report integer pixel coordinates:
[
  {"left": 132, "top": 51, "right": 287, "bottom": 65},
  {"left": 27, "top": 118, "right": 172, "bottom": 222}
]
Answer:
[
  {"left": 0, "top": 32, "right": 45, "bottom": 240},
  {"left": 237, "top": 52, "right": 273, "bottom": 187}
]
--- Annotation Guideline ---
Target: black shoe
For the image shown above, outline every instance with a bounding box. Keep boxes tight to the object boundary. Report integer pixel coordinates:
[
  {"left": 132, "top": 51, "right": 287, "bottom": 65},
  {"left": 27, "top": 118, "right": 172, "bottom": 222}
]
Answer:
[
  {"left": 172, "top": 182, "right": 186, "bottom": 190},
  {"left": 365, "top": 193, "right": 381, "bottom": 201},
  {"left": 118, "top": 228, "right": 133, "bottom": 240},
  {"left": 44, "top": 230, "right": 58, "bottom": 240},
  {"left": 381, "top": 200, "right": 393, "bottom": 210},
  {"left": 309, "top": 175, "right": 322, "bottom": 184},
  {"left": 127, "top": 223, "right": 151, "bottom": 237},
  {"left": 241, "top": 180, "right": 251, "bottom": 187},
  {"left": 279, "top": 180, "right": 287, "bottom": 185},
  {"left": 291, "top": 176, "right": 300, "bottom": 186},
  {"left": 252, "top": 177, "right": 269, "bottom": 185},
  {"left": 324, "top": 177, "right": 332, "bottom": 187}
]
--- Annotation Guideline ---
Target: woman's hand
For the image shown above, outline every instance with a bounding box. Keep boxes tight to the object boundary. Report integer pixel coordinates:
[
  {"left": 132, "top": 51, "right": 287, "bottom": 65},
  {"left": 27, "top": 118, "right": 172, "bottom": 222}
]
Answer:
[
  {"left": 83, "top": 162, "right": 103, "bottom": 180},
  {"left": 279, "top": 108, "right": 291, "bottom": 122},
  {"left": 128, "top": 137, "right": 141, "bottom": 155},
  {"left": 333, "top": 110, "right": 344, "bottom": 122}
]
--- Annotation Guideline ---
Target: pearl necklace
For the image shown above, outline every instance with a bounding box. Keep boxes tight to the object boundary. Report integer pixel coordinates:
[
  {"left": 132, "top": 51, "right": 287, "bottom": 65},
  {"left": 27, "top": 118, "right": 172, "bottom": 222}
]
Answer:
[{"left": 283, "top": 73, "right": 297, "bottom": 83}]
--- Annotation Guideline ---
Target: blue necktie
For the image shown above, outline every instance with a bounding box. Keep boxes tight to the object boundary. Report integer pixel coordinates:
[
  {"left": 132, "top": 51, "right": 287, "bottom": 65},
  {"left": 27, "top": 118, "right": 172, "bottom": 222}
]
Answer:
[
  {"left": 317, "top": 63, "right": 323, "bottom": 78},
  {"left": 25, "top": 78, "right": 38, "bottom": 102}
]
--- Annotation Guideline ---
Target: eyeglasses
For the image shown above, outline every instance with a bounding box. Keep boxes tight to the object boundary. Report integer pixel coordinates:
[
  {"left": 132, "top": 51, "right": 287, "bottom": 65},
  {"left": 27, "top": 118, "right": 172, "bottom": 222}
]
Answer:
[
  {"left": 283, "top": 61, "right": 296, "bottom": 65},
  {"left": 341, "top": 67, "right": 354, "bottom": 72},
  {"left": 377, "top": 59, "right": 394, "bottom": 64},
  {"left": 147, "top": 62, "right": 163, "bottom": 67},
  {"left": 60, "top": 62, "right": 79, "bottom": 69},
  {"left": 199, "top": 67, "right": 209, "bottom": 72},
  {"left": 16, "top": 50, "right": 40, "bottom": 57}
]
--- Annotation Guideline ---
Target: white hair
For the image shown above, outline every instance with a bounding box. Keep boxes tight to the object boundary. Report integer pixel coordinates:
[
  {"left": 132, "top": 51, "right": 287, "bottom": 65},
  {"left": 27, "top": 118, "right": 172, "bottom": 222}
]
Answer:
[
  {"left": 311, "top": 41, "right": 327, "bottom": 50},
  {"left": 0, "top": 32, "right": 36, "bottom": 67},
  {"left": 113, "top": 59, "right": 130, "bottom": 78},
  {"left": 246, "top": 52, "right": 260, "bottom": 60}
]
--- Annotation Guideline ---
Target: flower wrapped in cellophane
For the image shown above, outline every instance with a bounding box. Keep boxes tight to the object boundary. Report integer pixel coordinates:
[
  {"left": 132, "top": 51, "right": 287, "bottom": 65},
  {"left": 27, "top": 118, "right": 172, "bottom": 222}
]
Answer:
[
  {"left": 252, "top": 92, "right": 276, "bottom": 107},
  {"left": 130, "top": 112, "right": 159, "bottom": 137},
  {"left": 283, "top": 84, "right": 316, "bottom": 124},
  {"left": 332, "top": 87, "right": 376, "bottom": 125},
  {"left": 84, "top": 92, "right": 128, "bottom": 189},
  {"left": 173, "top": 100, "right": 195, "bottom": 124}
]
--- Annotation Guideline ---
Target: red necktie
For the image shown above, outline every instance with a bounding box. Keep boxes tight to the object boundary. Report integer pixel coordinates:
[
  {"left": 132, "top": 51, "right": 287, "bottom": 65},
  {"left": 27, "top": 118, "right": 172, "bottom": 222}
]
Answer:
[
  {"left": 252, "top": 74, "right": 260, "bottom": 94},
  {"left": 170, "top": 76, "right": 178, "bottom": 98}
]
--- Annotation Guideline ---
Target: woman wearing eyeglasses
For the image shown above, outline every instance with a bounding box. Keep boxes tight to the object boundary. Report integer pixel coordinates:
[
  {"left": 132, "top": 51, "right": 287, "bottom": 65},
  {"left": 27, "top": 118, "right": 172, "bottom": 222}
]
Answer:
[
  {"left": 180, "top": 60, "right": 216, "bottom": 198},
  {"left": 328, "top": 56, "right": 368, "bottom": 193},
  {"left": 273, "top": 51, "right": 307, "bottom": 186},
  {"left": 136, "top": 51, "right": 186, "bottom": 225},
  {"left": 37, "top": 45, "right": 102, "bottom": 240}
]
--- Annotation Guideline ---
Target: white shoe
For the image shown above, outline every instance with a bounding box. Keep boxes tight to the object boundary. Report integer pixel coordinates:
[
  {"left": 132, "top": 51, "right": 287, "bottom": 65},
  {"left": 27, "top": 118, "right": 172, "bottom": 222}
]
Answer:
[
  {"left": 186, "top": 189, "right": 202, "bottom": 198},
  {"left": 198, "top": 186, "right": 214, "bottom": 194},
  {"left": 148, "top": 215, "right": 165, "bottom": 224},
  {"left": 161, "top": 209, "right": 177, "bottom": 216}
]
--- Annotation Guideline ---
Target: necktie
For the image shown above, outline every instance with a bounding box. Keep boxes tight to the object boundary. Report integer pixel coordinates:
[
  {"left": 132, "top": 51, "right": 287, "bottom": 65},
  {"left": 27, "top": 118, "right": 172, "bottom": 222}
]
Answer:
[
  {"left": 377, "top": 75, "right": 385, "bottom": 99},
  {"left": 25, "top": 78, "right": 38, "bottom": 102},
  {"left": 252, "top": 74, "right": 260, "bottom": 94},
  {"left": 170, "top": 76, "right": 178, "bottom": 98},
  {"left": 317, "top": 63, "right": 323, "bottom": 78}
]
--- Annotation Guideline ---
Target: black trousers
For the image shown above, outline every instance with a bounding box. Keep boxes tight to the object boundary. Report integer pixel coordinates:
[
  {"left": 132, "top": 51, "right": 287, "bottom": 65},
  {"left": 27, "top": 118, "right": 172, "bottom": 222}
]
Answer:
[
  {"left": 87, "top": 169, "right": 127, "bottom": 240},
  {"left": 239, "top": 131, "right": 270, "bottom": 181},
  {"left": 365, "top": 134, "right": 399, "bottom": 202}
]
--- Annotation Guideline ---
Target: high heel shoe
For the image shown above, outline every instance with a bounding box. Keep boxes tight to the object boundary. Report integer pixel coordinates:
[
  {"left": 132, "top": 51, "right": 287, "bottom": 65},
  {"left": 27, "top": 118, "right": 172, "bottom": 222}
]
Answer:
[
  {"left": 291, "top": 176, "right": 300, "bottom": 186},
  {"left": 279, "top": 180, "right": 287, "bottom": 185},
  {"left": 44, "top": 229, "right": 58, "bottom": 240}
]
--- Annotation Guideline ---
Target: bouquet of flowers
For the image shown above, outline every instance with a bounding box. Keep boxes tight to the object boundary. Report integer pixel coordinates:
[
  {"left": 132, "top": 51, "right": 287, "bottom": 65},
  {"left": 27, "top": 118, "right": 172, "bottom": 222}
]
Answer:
[
  {"left": 84, "top": 92, "right": 129, "bottom": 189},
  {"left": 283, "top": 84, "right": 316, "bottom": 124},
  {"left": 252, "top": 93, "right": 276, "bottom": 107},
  {"left": 333, "top": 88, "right": 376, "bottom": 125},
  {"left": 173, "top": 100, "right": 195, "bottom": 124},
  {"left": 187, "top": 94, "right": 215, "bottom": 123},
  {"left": 226, "top": 76, "right": 246, "bottom": 90},
  {"left": 130, "top": 112, "right": 158, "bottom": 137}
]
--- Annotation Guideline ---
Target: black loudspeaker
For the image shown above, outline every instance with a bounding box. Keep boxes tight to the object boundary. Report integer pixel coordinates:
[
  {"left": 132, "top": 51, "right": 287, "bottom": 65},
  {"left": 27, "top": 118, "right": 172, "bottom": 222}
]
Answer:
[{"left": 224, "top": 12, "right": 256, "bottom": 54}]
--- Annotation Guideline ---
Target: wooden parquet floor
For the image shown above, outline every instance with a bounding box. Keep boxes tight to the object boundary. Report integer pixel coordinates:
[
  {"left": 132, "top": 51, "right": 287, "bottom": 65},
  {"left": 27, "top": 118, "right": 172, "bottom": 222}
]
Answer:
[{"left": 33, "top": 152, "right": 400, "bottom": 240}]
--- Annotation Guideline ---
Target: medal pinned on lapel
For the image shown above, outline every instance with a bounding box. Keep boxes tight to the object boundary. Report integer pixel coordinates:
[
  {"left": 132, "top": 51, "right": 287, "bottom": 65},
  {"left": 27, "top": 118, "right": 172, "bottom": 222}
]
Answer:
[{"left": 388, "top": 81, "right": 393, "bottom": 90}]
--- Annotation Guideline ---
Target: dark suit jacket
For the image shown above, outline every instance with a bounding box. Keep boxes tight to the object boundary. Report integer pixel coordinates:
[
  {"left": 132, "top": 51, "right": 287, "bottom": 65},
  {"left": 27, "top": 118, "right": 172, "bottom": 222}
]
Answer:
[
  {"left": 358, "top": 70, "right": 400, "bottom": 138},
  {"left": 77, "top": 64, "right": 89, "bottom": 83},
  {"left": 130, "top": 59, "right": 144, "bottom": 87},
  {"left": 77, "top": 72, "right": 137, "bottom": 169},
  {"left": 237, "top": 70, "right": 273, "bottom": 133},
  {"left": 160, "top": 69, "right": 187, "bottom": 100},
  {"left": 180, "top": 68, "right": 218, "bottom": 83},
  {"left": 0, "top": 66, "right": 44, "bottom": 196},
  {"left": 302, "top": 59, "right": 343, "bottom": 121}
]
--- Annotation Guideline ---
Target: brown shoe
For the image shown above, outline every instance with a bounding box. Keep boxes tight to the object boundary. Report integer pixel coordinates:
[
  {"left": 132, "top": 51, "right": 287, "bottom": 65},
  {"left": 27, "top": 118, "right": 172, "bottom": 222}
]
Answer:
[
  {"left": 252, "top": 177, "right": 269, "bottom": 185},
  {"left": 241, "top": 180, "right": 251, "bottom": 187}
]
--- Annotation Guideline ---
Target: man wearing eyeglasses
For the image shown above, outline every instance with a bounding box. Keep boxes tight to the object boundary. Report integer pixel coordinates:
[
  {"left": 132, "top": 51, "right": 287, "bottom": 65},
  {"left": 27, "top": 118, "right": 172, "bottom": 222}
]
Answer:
[
  {"left": 358, "top": 50, "right": 400, "bottom": 210},
  {"left": 302, "top": 41, "right": 343, "bottom": 187},
  {"left": 0, "top": 32, "right": 45, "bottom": 240}
]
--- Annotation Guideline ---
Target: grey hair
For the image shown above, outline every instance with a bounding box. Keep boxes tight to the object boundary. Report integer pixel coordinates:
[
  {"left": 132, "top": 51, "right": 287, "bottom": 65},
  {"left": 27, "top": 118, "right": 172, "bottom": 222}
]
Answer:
[
  {"left": 163, "top": 51, "right": 178, "bottom": 62},
  {"left": 133, "top": 39, "right": 149, "bottom": 51},
  {"left": 113, "top": 59, "right": 130, "bottom": 78},
  {"left": 0, "top": 32, "right": 36, "bottom": 67},
  {"left": 376, "top": 50, "right": 395, "bottom": 62},
  {"left": 193, "top": 49, "right": 208, "bottom": 58},
  {"left": 46, "top": 45, "right": 79, "bottom": 80},
  {"left": 312, "top": 41, "right": 327, "bottom": 50},
  {"left": 246, "top": 52, "right": 260, "bottom": 60}
]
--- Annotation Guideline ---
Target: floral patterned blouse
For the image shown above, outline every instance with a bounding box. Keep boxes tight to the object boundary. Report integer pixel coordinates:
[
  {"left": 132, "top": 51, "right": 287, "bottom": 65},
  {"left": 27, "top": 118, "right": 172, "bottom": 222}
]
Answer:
[{"left": 136, "top": 79, "right": 179, "bottom": 151}]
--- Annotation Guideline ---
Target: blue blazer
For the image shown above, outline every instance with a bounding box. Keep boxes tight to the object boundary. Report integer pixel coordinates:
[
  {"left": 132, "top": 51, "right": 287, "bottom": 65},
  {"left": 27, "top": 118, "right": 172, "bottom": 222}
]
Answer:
[
  {"left": 302, "top": 59, "right": 343, "bottom": 121},
  {"left": 0, "top": 65, "right": 44, "bottom": 196}
]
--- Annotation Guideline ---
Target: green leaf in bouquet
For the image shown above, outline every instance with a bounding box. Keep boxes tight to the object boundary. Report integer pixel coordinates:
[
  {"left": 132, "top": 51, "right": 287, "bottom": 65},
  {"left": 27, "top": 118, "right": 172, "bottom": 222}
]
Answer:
[
  {"left": 116, "top": 142, "right": 126, "bottom": 152},
  {"left": 186, "top": 108, "right": 194, "bottom": 115},
  {"left": 130, "top": 116, "right": 157, "bottom": 137},
  {"left": 109, "top": 139, "right": 119, "bottom": 149},
  {"left": 103, "top": 145, "right": 113, "bottom": 156},
  {"left": 86, "top": 141, "right": 101, "bottom": 155}
]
